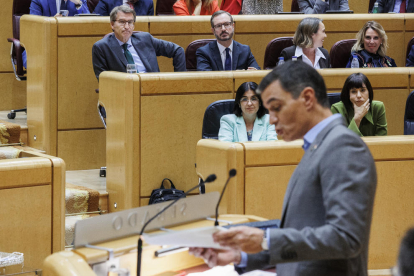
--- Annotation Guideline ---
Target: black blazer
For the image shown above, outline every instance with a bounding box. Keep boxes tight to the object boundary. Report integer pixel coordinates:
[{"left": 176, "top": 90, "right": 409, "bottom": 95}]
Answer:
[
  {"left": 92, "top": 32, "right": 186, "bottom": 80},
  {"left": 280, "top": 45, "right": 330, "bottom": 68},
  {"left": 377, "top": 0, "right": 414, "bottom": 12},
  {"left": 196, "top": 40, "right": 260, "bottom": 71},
  {"left": 93, "top": 0, "right": 154, "bottom": 16}
]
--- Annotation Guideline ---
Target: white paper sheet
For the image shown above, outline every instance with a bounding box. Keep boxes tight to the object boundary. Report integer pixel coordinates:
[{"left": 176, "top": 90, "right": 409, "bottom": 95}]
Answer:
[{"left": 143, "top": 226, "right": 228, "bottom": 249}]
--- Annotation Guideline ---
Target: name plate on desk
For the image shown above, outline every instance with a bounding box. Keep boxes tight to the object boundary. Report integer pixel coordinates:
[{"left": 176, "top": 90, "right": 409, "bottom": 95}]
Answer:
[{"left": 74, "top": 192, "right": 219, "bottom": 248}]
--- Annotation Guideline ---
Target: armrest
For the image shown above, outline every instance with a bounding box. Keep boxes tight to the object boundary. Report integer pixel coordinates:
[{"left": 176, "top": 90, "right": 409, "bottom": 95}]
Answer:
[{"left": 7, "top": 37, "right": 26, "bottom": 76}]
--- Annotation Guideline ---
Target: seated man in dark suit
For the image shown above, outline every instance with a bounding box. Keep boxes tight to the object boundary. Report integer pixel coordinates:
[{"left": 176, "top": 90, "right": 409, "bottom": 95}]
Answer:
[
  {"left": 196, "top": 11, "right": 260, "bottom": 71},
  {"left": 297, "top": 0, "right": 349, "bottom": 14},
  {"left": 376, "top": 0, "right": 414, "bottom": 13},
  {"left": 93, "top": 0, "right": 154, "bottom": 16},
  {"left": 407, "top": 45, "right": 414, "bottom": 66},
  {"left": 92, "top": 5, "right": 186, "bottom": 80}
]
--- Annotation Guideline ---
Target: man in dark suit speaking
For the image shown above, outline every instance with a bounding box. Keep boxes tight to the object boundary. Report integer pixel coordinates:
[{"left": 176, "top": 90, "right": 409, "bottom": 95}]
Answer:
[
  {"left": 92, "top": 5, "right": 186, "bottom": 80},
  {"left": 196, "top": 11, "right": 260, "bottom": 71},
  {"left": 190, "top": 61, "right": 377, "bottom": 276}
]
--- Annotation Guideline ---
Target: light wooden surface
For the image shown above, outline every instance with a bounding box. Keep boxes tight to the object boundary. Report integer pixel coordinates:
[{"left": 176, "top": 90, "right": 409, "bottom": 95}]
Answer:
[
  {"left": 0, "top": 150, "right": 65, "bottom": 270},
  {"left": 196, "top": 135, "right": 414, "bottom": 270},
  {"left": 43, "top": 214, "right": 265, "bottom": 276}
]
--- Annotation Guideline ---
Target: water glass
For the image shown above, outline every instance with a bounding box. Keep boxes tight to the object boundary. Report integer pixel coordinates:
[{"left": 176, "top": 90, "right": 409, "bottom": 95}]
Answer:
[{"left": 126, "top": 64, "right": 137, "bottom": 74}]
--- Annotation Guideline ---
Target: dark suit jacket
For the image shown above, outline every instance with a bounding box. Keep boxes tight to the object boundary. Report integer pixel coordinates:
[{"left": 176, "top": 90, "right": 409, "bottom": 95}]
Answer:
[
  {"left": 196, "top": 40, "right": 260, "bottom": 71},
  {"left": 298, "top": 0, "right": 349, "bottom": 13},
  {"left": 30, "top": 0, "right": 90, "bottom": 16},
  {"left": 92, "top": 32, "right": 186, "bottom": 80},
  {"left": 280, "top": 45, "right": 330, "bottom": 68},
  {"left": 93, "top": 0, "right": 154, "bottom": 16},
  {"left": 245, "top": 117, "right": 377, "bottom": 276},
  {"left": 377, "top": 0, "right": 414, "bottom": 12}
]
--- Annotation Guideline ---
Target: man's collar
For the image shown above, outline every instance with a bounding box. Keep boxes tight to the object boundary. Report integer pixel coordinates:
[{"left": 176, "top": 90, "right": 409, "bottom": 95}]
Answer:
[
  {"left": 115, "top": 36, "right": 132, "bottom": 46},
  {"left": 303, "top": 114, "right": 342, "bottom": 151},
  {"left": 217, "top": 40, "right": 234, "bottom": 53}
]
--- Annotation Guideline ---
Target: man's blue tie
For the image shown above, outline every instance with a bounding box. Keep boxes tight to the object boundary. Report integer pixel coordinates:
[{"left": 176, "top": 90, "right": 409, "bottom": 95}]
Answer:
[
  {"left": 60, "top": 0, "right": 67, "bottom": 9},
  {"left": 122, "top": 43, "right": 135, "bottom": 65},
  {"left": 225, "top": 48, "right": 232, "bottom": 71}
]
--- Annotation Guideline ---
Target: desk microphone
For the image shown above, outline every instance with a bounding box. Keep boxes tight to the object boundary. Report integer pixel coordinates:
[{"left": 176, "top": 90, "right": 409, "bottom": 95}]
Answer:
[
  {"left": 137, "top": 173, "right": 217, "bottom": 276},
  {"left": 214, "top": 169, "right": 237, "bottom": 226}
]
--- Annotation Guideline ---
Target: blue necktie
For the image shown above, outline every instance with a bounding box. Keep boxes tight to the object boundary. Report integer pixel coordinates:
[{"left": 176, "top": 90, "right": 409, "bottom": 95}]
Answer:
[
  {"left": 225, "top": 48, "right": 232, "bottom": 71},
  {"left": 60, "top": 0, "right": 67, "bottom": 9}
]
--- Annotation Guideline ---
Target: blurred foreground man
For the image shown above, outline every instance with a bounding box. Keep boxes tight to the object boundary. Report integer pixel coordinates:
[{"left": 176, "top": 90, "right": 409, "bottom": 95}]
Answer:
[{"left": 191, "top": 61, "right": 377, "bottom": 276}]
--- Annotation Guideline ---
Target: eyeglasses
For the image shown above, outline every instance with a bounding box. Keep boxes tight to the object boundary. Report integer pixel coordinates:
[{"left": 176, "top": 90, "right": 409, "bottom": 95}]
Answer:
[
  {"left": 240, "top": 96, "right": 259, "bottom": 103},
  {"left": 115, "top": 20, "right": 135, "bottom": 26},
  {"left": 213, "top": 22, "right": 233, "bottom": 30}
]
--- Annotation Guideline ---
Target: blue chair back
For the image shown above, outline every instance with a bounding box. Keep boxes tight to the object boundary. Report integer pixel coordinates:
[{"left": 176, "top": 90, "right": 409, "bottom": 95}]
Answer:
[
  {"left": 328, "top": 92, "right": 341, "bottom": 107},
  {"left": 202, "top": 100, "right": 235, "bottom": 139},
  {"left": 404, "top": 90, "right": 414, "bottom": 135}
]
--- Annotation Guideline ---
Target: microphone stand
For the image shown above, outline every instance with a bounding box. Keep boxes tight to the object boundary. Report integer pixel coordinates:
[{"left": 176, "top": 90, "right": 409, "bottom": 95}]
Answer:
[
  {"left": 137, "top": 174, "right": 216, "bottom": 276},
  {"left": 214, "top": 169, "right": 237, "bottom": 226}
]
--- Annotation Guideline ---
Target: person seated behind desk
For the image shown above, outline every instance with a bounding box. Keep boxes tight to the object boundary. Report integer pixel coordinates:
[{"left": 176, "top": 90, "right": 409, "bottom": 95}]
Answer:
[
  {"left": 218, "top": 82, "right": 277, "bottom": 142},
  {"left": 331, "top": 73, "right": 387, "bottom": 137},
  {"left": 173, "top": 0, "right": 219, "bottom": 15},
  {"left": 346, "top": 21, "right": 397, "bottom": 68},
  {"left": 92, "top": 5, "right": 186, "bottom": 80},
  {"left": 375, "top": 0, "right": 414, "bottom": 13},
  {"left": 196, "top": 11, "right": 260, "bottom": 71},
  {"left": 93, "top": 0, "right": 154, "bottom": 16},
  {"left": 406, "top": 44, "right": 414, "bottom": 66},
  {"left": 280, "top": 17, "right": 330, "bottom": 69},
  {"left": 297, "top": 0, "right": 349, "bottom": 14}
]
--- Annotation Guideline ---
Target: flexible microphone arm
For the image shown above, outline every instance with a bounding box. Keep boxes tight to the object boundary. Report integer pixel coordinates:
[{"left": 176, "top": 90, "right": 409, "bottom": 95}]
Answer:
[
  {"left": 137, "top": 173, "right": 216, "bottom": 276},
  {"left": 214, "top": 169, "right": 237, "bottom": 226}
]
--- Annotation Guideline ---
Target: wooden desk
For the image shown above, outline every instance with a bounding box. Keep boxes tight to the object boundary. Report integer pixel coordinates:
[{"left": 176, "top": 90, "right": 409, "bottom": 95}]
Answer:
[
  {"left": 42, "top": 214, "right": 265, "bottom": 276},
  {"left": 0, "top": 150, "right": 65, "bottom": 270},
  {"left": 196, "top": 135, "right": 414, "bottom": 269},
  {"left": 20, "top": 14, "right": 414, "bottom": 169}
]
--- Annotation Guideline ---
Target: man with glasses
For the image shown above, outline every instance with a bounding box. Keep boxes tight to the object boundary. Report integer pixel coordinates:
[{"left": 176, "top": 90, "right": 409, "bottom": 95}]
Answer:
[
  {"left": 196, "top": 11, "right": 260, "bottom": 71},
  {"left": 92, "top": 5, "right": 186, "bottom": 80}
]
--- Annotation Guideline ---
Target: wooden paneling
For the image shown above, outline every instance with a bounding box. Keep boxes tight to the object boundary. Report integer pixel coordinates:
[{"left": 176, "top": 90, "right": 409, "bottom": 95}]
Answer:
[
  {"left": 57, "top": 129, "right": 106, "bottom": 170},
  {"left": 0, "top": 73, "right": 27, "bottom": 111}
]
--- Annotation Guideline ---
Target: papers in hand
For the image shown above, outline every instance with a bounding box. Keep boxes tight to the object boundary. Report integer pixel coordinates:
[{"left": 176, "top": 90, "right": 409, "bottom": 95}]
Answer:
[{"left": 143, "top": 226, "right": 228, "bottom": 249}]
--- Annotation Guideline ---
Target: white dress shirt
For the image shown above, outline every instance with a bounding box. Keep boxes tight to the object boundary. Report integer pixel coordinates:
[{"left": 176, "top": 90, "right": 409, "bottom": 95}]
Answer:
[
  {"left": 217, "top": 41, "right": 234, "bottom": 70},
  {"left": 294, "top": 46, "right": 326, "bottom": 69}
]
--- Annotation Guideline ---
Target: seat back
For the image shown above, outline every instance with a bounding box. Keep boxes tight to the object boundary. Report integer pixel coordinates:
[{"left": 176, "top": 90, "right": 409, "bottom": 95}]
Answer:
[
  {"left": 328, "top": 92, "right": 341, "bottom": 107},
  {"left": 263, "top": 37, "right": 294, "bottom": 69},
  {"left": 87, "top": 0, "right": 100, "bottom": 13},
  {"left": 186, "top": 39, "right": 216, "bottom": 71},
  {"left": 202, "top": 100, "right": 235, "bottom": 139},
  {"left": 406, "top": 37, "right": 414, "bottom": 61},
  {"left": 156, "top": 0, "right": 176, "bottom": 15},
  {"left": 291, "top": 0, "right": 300, "bottom": 12},
  {"left": 12, "top": 0, "right": 32, "bottom": 40},
  {"left": 404, "top": 90, "right": 414, "bottom": 135},
  {"left": 330, "top": 39, "right": 356, "bottom": 68}
]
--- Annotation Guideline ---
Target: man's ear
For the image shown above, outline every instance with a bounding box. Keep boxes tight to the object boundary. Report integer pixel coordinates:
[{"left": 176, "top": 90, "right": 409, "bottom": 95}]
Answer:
[{"left": 301, "top": 87, "right": 316, "bottom": 111}]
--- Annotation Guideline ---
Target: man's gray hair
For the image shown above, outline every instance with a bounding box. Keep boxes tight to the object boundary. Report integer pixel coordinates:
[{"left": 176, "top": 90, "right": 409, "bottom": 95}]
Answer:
[{"left": 110, "top": 5, "right": 136, "bottom": 22}]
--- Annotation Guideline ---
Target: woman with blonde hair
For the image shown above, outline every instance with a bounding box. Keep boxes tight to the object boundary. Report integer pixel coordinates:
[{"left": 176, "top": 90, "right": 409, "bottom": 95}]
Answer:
[
  {"left": 279, "top": 17, "right": 330, "bottom": 68},
  {"left": 346, "top": 21, "right": 396, "bottom": 68},
  {"left": 173, "top": 0, "right": 219, "bottom": 15}
]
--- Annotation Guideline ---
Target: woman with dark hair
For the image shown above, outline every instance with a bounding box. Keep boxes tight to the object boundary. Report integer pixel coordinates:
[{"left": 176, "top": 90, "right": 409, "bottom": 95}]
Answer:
[
  {"left": 218, "top": 82, "right": 277, "bottom": 142},
  {"left": 346, "top": 21, "right": 397, "bottom": 68},
  {"left": 173, "top": 0, "right": 219, "bottom": 15},
  {"left": 331, "top": 73, "right": 387, "bottom": 136},
  {"left": 280, "top": 17, "right": 330, "bottom": 69}
]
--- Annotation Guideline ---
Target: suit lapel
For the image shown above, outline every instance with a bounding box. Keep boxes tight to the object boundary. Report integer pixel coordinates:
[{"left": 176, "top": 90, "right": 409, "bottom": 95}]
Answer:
[
  {"left": 210, "top": 42, "right": 224, "bottom": 71},
  {"left": 131, "top": 34, "right": 151, "bottom": 72},
  {"left": 407, "top": 0, "right": 414, "bottom": 12},
  {"left": 232, "top": 41, "right": 239, "bottom": 70},
  {"left": 251, "top": 116, "right": 264, "bottom": 141},
  {"left": 236, "top": 116, "right": 248, "bottom": 142},
  {"left": 109, "top": 34, "right": 128, "bottom": 68},
  {"left": 49, "top": 0, "right": 57, "bottom": 15}
]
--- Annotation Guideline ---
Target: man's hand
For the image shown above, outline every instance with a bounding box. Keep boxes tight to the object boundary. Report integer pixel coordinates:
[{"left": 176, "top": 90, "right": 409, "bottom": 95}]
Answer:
[
  {"left": 69, "top": 0, "right": 82, "bottom": 5},
  {"left": 247, "top": 67, "right": 258, "bottom": 70},
  {"left": 353, "top": 99, "right": 370, "bottom": 128},
  {"left": 213, "top": 226, "right": 264, "bottom": 254},
  {"left": 189, "top": 248, "right": 241, "bottom": 268}
]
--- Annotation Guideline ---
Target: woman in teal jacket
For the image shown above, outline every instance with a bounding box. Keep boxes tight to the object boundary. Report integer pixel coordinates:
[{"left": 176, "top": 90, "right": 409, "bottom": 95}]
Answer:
[
  {"left": 331, "top": 73, "right": 387, "bottom": 136},
  {"left": 218, "top": 82, "right": 277, "bottom": 142}
]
